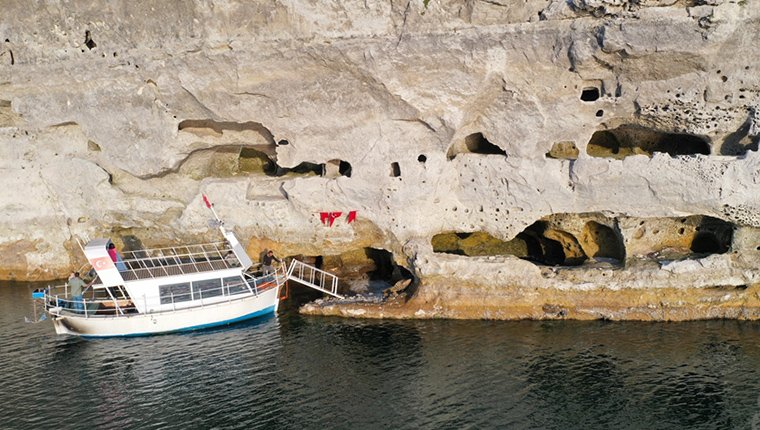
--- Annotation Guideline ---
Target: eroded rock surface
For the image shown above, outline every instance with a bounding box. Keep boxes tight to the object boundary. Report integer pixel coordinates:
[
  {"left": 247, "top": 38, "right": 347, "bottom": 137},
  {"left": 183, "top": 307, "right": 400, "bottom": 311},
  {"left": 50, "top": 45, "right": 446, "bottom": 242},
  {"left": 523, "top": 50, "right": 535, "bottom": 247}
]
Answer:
[{"left": 2, "top": 1, "right": 760, "bottom": 320}]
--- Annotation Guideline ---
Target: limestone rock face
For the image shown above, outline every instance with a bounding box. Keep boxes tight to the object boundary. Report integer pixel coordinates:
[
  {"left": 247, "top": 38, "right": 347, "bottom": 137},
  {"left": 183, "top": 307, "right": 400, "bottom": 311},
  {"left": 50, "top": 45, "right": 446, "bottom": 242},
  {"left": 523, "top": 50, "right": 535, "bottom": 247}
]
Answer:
[{"left": 2, "top": 1, "right": 760, "bottom": 320}]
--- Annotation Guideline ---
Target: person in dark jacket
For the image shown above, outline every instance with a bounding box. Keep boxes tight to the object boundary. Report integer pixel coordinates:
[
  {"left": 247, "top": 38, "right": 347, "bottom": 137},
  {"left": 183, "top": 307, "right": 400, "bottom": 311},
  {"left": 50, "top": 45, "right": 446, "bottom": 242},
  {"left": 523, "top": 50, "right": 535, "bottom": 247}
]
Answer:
[{"left": 262, "top": 250, "right": 280, "bottom": 274}]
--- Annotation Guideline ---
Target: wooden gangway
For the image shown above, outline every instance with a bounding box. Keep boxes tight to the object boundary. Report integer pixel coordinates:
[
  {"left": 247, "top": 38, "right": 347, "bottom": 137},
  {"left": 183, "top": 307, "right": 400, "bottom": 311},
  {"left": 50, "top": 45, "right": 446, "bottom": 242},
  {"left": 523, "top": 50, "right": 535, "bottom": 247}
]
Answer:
[{"left": 286, "top": 259, "right": 344, "bottom": 299}]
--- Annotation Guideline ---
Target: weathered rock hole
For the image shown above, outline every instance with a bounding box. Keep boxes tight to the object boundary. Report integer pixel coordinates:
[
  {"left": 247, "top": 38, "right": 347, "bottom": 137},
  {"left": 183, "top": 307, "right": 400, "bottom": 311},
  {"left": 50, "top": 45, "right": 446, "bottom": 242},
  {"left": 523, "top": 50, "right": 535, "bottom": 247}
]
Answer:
[
  {"left": 239, "top": 147, "right": 276, "bottom": 175},
  {"left": 431, "top": 222, "right": 590, "bottom": 267},
  {"left": 580, "top": 87, "right": 600, "bottom": 102},
  {"left": 596, "top": 110, "right": 604, "bottom": 117},
  {"left": 390, "top": 162, "right": 401, "bottom": 177},
  {"left": 87, "top": 140, "right": 101, "bottom": 152},
  {"left": 418, "top": 154, "right": 427, "bottom": 163},
  {"left": 628, "top": 215, "right": 733, "bottom": 260},
  {"left": 720, "top": 116, "right": 759, "bottom": 155},
  {"left": 546, "top": 141, "right": 579, "bottom": 160},
  {"left": 689, "top": 216, "right": 733, "bottom": 254},
  {"left": 587, "top": 125, "right": 710, "bottom": 159},
  {"left": 84, "top": 30, "right": 96, "bottom": 50},
  {"left": 580, "top": 221, "right": 625, "bottom": 261},
  {"left": 338, "top": 160, "right": 352, "bottom": 177},
  {"left": 273, "top": 161, "right": 323, "bottom": 177}
]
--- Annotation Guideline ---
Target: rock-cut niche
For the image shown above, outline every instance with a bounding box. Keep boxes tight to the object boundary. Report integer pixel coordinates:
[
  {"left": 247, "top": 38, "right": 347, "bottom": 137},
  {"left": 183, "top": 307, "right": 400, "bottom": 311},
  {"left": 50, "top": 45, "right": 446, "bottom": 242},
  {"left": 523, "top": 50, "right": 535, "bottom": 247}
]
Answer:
[
  {"left": 314, "top": 248, "right": 414, "bottom": 295},
  {"left": 587, "top": 125, "right": 710, "bottom": 159},
  {"left": 447, "top": 132, "right": 507, "bottom": 160},
  {"left": 431, "top": 220, "right": 624, "bottom": 267}
]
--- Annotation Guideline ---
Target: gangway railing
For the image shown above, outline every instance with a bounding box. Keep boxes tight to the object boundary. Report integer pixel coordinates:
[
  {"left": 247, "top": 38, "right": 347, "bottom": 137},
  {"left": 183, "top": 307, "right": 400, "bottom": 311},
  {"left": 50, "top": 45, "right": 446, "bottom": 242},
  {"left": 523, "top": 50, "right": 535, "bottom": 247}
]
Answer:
[{"left": 286, "top": 259, "right": 343, "bottom": 299}]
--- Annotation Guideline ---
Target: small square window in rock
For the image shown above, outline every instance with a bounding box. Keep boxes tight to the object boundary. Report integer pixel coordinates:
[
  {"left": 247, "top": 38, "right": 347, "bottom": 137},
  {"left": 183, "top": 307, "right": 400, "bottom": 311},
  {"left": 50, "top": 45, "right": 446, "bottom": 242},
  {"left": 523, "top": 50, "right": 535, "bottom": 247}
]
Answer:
[{"left": 390, "top": 162, "right": 401, "bottom": 177}]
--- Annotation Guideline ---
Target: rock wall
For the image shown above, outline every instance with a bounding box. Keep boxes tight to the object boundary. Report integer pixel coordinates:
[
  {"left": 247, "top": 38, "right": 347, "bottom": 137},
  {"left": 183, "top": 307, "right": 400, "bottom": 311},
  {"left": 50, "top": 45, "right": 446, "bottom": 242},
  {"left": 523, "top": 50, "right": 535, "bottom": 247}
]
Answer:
[{"left": 3, "top": 0, "right": 760, "bottom": 320}]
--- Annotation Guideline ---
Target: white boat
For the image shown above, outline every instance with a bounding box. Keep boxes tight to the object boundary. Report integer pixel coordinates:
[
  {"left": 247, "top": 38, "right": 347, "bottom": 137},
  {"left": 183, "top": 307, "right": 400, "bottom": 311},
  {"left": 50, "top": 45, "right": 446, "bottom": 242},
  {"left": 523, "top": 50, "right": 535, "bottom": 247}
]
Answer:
[{"left": 33, "top": 202, "right": 343, "bottom": 337}]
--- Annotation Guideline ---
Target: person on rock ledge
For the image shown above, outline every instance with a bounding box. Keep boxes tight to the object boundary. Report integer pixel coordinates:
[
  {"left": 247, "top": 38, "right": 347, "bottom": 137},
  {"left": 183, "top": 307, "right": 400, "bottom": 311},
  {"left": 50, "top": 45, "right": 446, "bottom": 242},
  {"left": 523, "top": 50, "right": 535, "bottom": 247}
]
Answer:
[{"left": 261, "top": 250, "right": 280, "bottom": 275}]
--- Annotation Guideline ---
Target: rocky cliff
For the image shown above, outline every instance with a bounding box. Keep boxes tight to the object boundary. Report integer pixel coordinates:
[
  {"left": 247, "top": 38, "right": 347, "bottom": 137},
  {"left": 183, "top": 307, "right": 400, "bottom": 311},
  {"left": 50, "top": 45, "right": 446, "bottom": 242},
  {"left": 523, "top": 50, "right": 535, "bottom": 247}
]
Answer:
[{"left": 3, "top": 0, "right": 760, "bottom": 320}]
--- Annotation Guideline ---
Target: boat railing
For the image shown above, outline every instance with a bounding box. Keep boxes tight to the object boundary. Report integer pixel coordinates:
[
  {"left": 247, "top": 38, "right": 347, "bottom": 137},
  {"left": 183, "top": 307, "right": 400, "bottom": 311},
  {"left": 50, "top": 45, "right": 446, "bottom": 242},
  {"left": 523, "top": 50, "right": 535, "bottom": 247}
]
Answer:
[
  {"left": 43, "top": 295, "right": 139, "bottom": 318},
  {"left": 117, "top": 241, "right": 243, "bottom": 281}
]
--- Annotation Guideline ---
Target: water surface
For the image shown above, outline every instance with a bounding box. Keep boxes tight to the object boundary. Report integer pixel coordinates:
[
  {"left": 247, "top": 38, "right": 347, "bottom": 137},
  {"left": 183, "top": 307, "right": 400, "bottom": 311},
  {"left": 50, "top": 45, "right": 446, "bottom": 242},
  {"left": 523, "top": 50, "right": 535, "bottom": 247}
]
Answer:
[{"left": 2, "top": 282, "right": 760, "bottom": 429}]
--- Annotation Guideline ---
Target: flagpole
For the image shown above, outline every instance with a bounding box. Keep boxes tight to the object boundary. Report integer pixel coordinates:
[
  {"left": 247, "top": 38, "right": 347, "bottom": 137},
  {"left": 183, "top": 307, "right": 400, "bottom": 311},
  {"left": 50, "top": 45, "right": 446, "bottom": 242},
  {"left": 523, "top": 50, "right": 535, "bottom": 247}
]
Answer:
[{"left": 203, "top": 194, "right": 222, "bottom": 223}]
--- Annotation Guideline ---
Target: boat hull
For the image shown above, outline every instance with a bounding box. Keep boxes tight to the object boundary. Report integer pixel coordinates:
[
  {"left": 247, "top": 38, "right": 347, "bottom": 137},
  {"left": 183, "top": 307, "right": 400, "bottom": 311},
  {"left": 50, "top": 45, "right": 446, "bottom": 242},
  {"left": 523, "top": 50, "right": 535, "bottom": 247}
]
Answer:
[{"left": 50, "top": 288, "right": 279, "bottom": 337}]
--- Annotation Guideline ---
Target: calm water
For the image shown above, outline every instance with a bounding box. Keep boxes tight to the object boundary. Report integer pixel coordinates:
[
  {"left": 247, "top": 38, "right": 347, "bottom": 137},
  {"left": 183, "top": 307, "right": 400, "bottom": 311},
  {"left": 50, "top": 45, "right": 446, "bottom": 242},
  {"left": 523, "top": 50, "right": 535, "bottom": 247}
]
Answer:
[{"left": 2, "top": 282, "right": 760, "bottom": 430}]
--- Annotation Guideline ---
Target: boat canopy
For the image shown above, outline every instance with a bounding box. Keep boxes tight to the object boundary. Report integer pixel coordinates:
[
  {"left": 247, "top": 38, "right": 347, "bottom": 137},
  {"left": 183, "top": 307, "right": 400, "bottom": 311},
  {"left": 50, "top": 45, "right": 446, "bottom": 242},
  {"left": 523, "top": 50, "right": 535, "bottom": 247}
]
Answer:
[
  {"left": 84, "top": 238, "right": 125, "bottom": 288},
  {"left": 221, "top": 227, "right": 253, "bottom": 271}
]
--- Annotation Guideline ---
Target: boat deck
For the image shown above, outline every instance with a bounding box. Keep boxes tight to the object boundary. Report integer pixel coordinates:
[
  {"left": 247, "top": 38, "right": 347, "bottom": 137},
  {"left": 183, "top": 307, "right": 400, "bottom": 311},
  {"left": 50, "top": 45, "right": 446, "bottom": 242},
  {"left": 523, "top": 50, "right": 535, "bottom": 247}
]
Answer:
[{"left": 120, "top": 259, "right": 238, "bottom": 281}]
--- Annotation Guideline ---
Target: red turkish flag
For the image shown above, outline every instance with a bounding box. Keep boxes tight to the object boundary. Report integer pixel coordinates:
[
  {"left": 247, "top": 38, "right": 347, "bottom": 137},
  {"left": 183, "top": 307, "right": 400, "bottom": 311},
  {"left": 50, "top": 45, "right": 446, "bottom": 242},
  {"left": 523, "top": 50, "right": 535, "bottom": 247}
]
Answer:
[
  {"left": 328, "top": 212, "right": 342, "bottom": 227},
  {"left": 90, "top": 256, "right": 115, "bottom": 271},
  {"left": 202, "top": 194, "right": 212, "bottom": 209}
]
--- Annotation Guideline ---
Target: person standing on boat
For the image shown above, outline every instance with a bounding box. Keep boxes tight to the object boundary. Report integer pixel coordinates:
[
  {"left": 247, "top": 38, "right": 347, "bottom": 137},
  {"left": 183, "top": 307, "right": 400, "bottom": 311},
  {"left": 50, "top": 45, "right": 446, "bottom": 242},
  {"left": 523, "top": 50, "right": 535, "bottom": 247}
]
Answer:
[
  {"left": 68, "top": 272, "right": 85, "bottom": 313},
  {"left": 262, "top": 250, "right": 280, "bottom": 275},
  {"left": 108, "top": 243, "right": 128, "bottom": 272}
]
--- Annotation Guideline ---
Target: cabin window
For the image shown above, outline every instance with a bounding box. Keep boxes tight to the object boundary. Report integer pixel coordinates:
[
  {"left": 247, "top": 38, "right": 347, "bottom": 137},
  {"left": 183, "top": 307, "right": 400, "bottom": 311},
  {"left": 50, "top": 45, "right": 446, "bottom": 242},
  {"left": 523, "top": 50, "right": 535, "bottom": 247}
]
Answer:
[
  {"left": 223, "top": 276, "right": 249, "bottom": 295},
  {"left": 193, "top": 278, "right": 223, "bottom": 299},
  {"left": 159, "top": 282, "right": 191, "bottom": 304}
]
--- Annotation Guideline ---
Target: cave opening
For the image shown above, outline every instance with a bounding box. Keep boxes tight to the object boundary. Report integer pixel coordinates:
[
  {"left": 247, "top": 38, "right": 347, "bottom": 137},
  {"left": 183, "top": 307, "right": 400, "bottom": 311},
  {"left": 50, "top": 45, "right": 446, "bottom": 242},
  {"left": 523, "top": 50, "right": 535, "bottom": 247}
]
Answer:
[
  {"left": 310, "top": 248, "right": 413, "bottom": 297},
  {"left": 447, "top": 132, "right": 507, "bottom": 160},
  {"left": 690, "top": 233, "right": 721, "bottom": 254},
  {"left": 689, "top": 216, "right": 733, "bottom": 254},
  {"left": 323, "top": 159, "right": 352, "bottom": 178},
  {"left": 237, "top": 146, "right": 324, "bottom": 177},
  {"left": 281, "top": 161, "right": 323, "bottom": 177},
  {"left": 464, "top": 132, "right": 506, "bottom": 156},
  {"left": 364, "top": 248, "right": 397, "bottom": 281},
  {"left": 518, "top": 222, "right": 568, "bottom": 266},
  {"left": 587, "top": 125, "right": 710, "bottom": 159}
]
